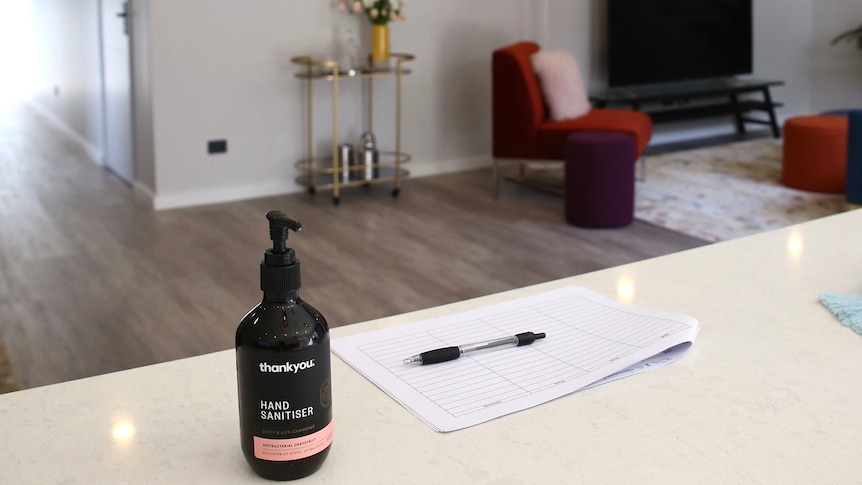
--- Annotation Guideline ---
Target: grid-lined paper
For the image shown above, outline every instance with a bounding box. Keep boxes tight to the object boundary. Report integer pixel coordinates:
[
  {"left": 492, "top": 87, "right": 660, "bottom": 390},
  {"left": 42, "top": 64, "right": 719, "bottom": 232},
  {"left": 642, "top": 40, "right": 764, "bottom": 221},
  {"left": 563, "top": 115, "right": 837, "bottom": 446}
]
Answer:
[{"left": 332, "top": 286, "right": 698, "bottom": 432}]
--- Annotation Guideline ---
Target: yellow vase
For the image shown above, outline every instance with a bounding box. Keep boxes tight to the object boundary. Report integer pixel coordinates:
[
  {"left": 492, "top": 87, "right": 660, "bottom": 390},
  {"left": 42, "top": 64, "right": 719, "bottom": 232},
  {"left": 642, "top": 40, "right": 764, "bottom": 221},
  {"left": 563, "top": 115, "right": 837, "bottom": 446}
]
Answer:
[{"left": 371, "top": 24, "right": 390, "bottom": 65}]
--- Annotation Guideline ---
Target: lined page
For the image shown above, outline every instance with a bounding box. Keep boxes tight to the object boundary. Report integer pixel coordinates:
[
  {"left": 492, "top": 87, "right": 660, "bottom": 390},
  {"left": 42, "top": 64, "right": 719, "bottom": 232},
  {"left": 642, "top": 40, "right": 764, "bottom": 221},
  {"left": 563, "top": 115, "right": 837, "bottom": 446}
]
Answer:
[{"left": 332, "top": 286, "right": 698, "bottom": 432}]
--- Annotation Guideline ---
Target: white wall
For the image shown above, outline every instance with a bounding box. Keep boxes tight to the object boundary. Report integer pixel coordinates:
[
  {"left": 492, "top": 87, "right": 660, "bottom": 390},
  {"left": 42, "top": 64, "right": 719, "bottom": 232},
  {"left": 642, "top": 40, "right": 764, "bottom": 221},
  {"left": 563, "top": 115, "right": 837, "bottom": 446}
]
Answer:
[
  {"left": 142, "top": 0, "right": 533, "bottom": 209},
  {"left": 129, "top": 0, "right": 155, "bottom": 195},
  {"left": 753, "top": 0, "right": 812, "bottom": 118},
  {"left": 810, "top": 2, "right": 862, "bottom": 112},
  {"left": 26, "top": 0, "right": 105, "bottom": 164},
  {"left": 23, "top": 0, "right": 862, "bottom": 210}
]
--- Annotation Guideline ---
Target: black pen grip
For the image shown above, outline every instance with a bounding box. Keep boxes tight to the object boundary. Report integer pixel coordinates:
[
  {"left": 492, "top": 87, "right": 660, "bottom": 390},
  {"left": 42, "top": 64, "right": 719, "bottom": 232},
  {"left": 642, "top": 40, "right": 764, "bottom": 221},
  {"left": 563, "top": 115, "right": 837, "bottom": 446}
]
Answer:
[{"left": 420, "top": 346, "right": 461, "bottom": 365}]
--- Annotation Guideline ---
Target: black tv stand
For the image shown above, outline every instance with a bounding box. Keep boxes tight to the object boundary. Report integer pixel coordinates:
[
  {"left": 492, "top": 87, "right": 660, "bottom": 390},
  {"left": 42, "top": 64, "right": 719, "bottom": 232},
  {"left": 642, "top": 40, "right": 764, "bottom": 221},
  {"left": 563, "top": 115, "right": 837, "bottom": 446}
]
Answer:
[{"left": 590, "top": 78, "right": 784, "bottom": 138}]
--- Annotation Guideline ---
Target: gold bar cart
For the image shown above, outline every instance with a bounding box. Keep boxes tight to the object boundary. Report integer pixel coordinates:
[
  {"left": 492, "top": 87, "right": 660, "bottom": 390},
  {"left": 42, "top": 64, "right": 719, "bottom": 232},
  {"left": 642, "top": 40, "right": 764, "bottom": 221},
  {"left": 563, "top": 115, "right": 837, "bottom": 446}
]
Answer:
[{"left": 291, "top": 53, "right": 414, "bottom": 205}]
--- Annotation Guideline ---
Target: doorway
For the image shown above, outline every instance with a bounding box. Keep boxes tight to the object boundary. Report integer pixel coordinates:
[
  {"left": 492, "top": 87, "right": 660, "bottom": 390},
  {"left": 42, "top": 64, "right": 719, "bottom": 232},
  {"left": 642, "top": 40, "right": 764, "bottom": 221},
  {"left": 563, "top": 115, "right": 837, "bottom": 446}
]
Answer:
[
  {"left": 0, "top": 0, "right": 135, "bottom": 186},
  {"left": 100, "top": 0, "right": 134, "bottom": 185},
  {"left": 0, "top": 0, "right": 37, "bottom": 109}
]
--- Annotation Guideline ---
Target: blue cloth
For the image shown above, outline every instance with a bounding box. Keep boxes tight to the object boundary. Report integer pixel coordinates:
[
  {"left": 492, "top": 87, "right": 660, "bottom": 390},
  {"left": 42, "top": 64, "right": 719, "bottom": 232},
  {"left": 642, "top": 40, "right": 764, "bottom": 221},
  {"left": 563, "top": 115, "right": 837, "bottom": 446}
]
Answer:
[{"left": 820, "top": 292, "right": 862, "bottom": 335}]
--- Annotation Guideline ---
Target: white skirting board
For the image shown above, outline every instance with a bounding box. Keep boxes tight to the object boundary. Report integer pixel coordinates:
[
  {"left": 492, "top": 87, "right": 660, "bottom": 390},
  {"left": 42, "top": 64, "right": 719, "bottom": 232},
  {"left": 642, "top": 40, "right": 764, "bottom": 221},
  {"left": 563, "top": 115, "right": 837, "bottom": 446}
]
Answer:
[
  {"left": 25, "top": 100, "right": 104, "bottom": 166},
  {"left": 139, "top": 155, "right": 491, "bottom": 211}
]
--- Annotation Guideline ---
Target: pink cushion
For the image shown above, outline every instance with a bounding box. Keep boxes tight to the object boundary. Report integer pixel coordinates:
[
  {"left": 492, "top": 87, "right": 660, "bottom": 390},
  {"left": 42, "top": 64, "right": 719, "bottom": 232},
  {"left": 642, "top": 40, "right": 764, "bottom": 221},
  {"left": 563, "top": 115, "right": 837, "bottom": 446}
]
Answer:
[{"left": 530, "top": 50, "right": 591, "bottom": 121}]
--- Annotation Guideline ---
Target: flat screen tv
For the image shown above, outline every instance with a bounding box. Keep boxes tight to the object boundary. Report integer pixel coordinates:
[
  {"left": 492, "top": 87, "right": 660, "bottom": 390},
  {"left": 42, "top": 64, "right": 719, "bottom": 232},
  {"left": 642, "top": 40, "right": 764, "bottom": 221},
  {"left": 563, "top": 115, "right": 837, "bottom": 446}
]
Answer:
[{"left": 607, "top": 0, "right": 752, "bottom": 87}]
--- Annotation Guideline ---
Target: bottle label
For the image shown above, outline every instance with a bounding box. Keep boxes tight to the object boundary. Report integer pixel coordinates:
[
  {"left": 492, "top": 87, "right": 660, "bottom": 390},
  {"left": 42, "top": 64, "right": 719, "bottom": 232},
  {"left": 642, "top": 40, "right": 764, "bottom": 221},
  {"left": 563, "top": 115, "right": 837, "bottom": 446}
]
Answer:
[
  {"left": 253, "top": 421, "right": 334, "bottom": 461},
  {"left": 237, "top": 340, "right": 333, "bottom": 462}
]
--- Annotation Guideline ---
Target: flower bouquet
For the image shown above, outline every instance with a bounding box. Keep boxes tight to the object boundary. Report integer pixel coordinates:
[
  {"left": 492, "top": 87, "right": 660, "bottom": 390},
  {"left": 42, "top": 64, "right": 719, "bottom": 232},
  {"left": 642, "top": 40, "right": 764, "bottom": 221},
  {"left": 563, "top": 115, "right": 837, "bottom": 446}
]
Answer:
[
  {"left": 338, "top": 0, "right": 406, "bottom": 25},
  {"left": 337, "top": 0, "right": 405, "bottom": 64}
]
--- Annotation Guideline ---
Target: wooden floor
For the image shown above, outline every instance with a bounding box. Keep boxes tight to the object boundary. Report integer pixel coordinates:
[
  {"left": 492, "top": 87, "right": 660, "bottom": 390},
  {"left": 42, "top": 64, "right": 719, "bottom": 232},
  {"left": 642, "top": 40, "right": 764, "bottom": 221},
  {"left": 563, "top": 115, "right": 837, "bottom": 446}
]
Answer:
[{"left": 0, "top": 103, "right": 707, "bottom": 389}]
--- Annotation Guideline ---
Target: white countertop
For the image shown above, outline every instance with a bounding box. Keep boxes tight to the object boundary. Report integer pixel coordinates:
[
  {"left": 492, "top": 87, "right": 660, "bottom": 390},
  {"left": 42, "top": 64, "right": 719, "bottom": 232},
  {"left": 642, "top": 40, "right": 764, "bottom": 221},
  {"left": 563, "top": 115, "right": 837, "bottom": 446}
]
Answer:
[{"left": 2, "top": 210, "right": 862, "bottom": 483}]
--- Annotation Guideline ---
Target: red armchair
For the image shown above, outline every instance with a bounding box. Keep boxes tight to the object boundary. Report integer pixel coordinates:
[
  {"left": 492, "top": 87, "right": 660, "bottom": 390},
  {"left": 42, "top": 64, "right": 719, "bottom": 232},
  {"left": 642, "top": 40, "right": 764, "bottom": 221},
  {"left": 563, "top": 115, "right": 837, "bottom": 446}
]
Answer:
[{"left": 492, "top": 41, "right": 652, "bottom": 196}]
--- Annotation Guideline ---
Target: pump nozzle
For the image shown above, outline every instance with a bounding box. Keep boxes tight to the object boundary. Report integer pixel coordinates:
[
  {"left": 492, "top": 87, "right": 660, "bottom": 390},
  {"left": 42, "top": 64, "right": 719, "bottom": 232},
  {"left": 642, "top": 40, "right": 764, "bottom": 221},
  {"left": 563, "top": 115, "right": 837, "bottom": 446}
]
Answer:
[
  {"left": 261, "top": 211, "right": 303, "bottom": 296},
  {"left": 266, "top": 211, "right": 303, "bottom": 254}
]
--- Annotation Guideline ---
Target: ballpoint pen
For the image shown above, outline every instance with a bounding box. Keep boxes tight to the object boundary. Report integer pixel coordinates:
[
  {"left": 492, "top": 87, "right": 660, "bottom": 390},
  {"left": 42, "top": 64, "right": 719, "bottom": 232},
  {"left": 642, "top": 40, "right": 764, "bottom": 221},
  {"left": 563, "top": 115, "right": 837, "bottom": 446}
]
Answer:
[{"left": 403, "top": 332, "right": 546, "bottom": 365}]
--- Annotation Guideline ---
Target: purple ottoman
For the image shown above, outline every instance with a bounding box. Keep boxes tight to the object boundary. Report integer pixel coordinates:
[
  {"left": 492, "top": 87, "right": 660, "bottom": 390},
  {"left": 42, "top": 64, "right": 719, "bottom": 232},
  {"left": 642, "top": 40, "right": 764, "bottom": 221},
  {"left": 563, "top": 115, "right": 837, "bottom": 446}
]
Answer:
[{"left": 564, "top": 131, "right": 636, "bottom": 228}]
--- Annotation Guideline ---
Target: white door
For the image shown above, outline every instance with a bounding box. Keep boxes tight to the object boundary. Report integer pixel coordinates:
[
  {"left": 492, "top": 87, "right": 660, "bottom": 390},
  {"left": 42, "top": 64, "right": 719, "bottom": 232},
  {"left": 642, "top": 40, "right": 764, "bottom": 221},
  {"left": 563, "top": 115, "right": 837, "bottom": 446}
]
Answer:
[{"left": 100, "top": 0, "right": 134, "bottom": 184}]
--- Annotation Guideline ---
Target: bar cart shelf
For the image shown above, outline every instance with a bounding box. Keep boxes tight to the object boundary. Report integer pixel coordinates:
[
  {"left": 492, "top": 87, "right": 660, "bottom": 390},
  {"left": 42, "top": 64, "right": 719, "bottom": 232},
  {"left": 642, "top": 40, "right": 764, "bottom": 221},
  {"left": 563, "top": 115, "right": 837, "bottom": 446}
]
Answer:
[
  {"left": 294, "top": 151, "right": 411, "bottom": 196},
  {"left": 291, "top": 54, "right": 414, "bottom": 205}
]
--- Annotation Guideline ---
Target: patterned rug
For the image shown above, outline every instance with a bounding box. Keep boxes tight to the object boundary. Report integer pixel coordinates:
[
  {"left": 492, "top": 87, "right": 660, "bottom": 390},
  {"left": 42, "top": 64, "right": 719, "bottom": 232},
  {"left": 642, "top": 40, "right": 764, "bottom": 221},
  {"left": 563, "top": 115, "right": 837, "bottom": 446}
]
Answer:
[{"left": 635, "top": 138, "right": 850, "bottom": 242}]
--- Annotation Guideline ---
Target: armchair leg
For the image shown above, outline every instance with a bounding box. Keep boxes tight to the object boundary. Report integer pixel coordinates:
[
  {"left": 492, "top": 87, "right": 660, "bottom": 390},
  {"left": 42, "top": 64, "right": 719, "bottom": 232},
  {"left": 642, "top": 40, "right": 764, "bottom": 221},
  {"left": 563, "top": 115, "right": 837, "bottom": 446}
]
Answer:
[
  {"left": 492, "top": 159, "right": 502, "bottom": 199},
  {"left": 636, "top": 156, "right": 647, "bottom": 182}
]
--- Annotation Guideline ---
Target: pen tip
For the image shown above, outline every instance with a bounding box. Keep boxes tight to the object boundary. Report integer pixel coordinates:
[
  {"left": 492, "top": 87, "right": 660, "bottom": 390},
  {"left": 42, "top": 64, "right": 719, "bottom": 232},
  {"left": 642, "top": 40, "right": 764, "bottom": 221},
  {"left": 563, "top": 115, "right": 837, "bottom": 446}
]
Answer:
[{"left": 536, "top": 332, "right": 546, "bottom": 339}]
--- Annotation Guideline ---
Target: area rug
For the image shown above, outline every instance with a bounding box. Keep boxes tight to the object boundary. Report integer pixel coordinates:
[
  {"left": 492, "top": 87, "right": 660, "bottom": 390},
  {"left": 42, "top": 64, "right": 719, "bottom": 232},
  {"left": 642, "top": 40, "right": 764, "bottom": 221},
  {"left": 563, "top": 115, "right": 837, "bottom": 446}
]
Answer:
[{"left": 635, "top": 138, "right": 850, "bottom": 242}]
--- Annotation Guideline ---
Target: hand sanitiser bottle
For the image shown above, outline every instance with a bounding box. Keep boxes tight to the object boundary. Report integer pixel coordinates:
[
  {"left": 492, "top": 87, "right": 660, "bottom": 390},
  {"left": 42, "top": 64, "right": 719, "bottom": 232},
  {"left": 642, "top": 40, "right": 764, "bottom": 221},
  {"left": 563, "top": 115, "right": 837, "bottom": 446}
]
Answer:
[{"left": 236, "top": 211, "right": 333, "bottom": 480}]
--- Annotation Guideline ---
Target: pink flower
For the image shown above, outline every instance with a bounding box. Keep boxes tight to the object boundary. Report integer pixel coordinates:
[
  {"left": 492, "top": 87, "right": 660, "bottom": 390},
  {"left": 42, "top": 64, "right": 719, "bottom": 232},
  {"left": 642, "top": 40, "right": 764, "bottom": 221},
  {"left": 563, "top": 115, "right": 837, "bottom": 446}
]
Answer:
[{"left": 352, "top": 2, "right": 362, "bottom": 14}]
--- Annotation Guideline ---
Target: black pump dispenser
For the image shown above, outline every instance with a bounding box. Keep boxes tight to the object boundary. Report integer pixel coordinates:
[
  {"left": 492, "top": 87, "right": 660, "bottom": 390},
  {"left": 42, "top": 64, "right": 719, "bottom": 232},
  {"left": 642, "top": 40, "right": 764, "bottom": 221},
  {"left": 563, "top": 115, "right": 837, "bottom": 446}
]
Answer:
[
  {"left": 260, "top": 211, "right": 303, "bottom": 298},
  {"left": 236, "top": 211, "right": 333, "bottom": 480}
]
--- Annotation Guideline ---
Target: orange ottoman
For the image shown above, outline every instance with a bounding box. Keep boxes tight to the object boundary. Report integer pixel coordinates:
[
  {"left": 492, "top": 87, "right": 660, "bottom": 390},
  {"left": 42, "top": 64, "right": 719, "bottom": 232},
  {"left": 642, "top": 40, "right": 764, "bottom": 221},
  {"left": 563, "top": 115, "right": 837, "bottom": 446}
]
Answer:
[{"left": 782, "top": 115, "right": 849, "bottom": 193}]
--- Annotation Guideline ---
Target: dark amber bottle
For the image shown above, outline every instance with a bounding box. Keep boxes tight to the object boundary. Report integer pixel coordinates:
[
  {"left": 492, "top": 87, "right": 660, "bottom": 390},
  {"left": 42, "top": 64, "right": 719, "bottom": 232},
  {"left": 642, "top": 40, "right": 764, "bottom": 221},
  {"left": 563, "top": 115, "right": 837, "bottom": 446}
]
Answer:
[{"left": 235, "top": 211, "right": 332, "bottom": 480}]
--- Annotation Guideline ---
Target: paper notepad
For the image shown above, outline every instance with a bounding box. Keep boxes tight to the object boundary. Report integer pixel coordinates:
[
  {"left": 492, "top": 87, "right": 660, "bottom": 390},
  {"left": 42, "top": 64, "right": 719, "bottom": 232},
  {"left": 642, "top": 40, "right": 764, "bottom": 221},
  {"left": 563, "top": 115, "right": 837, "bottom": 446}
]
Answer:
[{"left": 332, "top": 286, "right": 699, "bottom": 432}]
